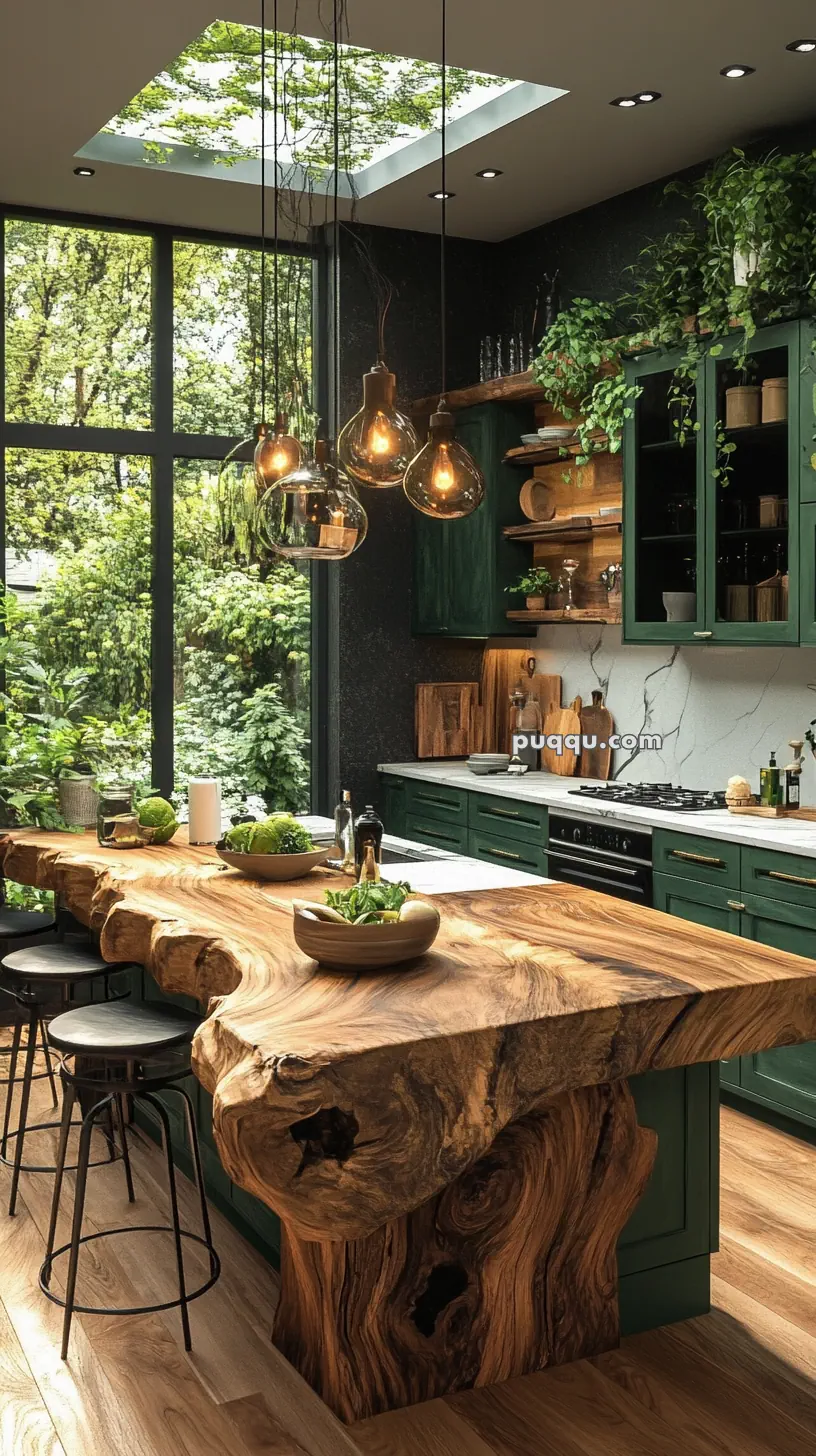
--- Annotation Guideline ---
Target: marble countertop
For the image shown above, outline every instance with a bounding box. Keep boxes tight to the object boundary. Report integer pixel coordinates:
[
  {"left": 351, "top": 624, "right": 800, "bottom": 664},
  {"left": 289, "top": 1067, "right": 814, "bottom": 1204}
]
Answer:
[{"left": 377, "top": 762, "right": 816, "bottom": 858}]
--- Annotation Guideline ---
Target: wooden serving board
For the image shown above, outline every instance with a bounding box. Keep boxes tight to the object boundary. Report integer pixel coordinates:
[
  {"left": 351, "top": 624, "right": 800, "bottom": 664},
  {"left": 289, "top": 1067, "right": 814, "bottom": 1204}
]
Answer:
[
  {"left": 480, "top": 651, "right": 561, "bottom": 755},
  {"left": 542, "top": 696, "right": 582, "bottom": 775},
  {"left": 579, "top": 690, "right": 614, "bottom": 779},
  {"left": 415, "top": 682, "right": 478, "bottom": 759},
  {"left": 728, "top": 804, "right": 816, "bottom": 821}
]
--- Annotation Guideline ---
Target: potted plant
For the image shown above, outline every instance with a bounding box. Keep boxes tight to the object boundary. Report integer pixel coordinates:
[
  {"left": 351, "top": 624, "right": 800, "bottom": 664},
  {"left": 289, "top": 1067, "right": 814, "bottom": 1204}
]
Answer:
[{"left": 505, "top": 567, "right": 557, "bottom": 611}]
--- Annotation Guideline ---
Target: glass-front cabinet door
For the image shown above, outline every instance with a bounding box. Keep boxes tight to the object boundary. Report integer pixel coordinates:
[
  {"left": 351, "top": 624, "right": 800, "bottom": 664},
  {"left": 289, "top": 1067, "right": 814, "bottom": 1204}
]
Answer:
[
  {"left": 704, "top": 321, "right": 799, "bottom": 644},
  {"left": 623, "top": 348, "right": 706, "bottom": 641}
]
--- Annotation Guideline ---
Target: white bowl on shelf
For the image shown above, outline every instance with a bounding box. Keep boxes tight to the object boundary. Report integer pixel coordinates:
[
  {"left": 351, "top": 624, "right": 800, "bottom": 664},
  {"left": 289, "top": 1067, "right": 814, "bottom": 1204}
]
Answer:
[{"left": 538, "top": 426, "right": 575, "bottom": 441}]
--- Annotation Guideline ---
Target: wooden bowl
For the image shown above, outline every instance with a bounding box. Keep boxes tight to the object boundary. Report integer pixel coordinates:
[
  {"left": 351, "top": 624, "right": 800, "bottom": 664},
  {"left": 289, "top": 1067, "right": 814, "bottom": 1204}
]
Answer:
[
  {"left": 216, "top": 845, "right": 338, "bottom": 881},
  {"left": 292, "top": 903, "right": 440, "bottom": 971},
  {"left": 519, "top": 478, "right": 555, "bottom": 522}
]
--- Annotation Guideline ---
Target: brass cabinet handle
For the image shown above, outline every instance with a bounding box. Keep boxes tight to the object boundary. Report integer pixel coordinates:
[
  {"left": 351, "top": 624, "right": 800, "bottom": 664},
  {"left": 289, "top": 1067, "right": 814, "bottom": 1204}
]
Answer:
[
  {"left": 482, "top": 845, "right": 522, "bottom": 861},
  {"left": 416, "top": 795, "right": 458, "bottom": 810},
  {"left": 727, "top": 900, "right": 746, "bottom": 911},
  {"left": 693, "top": 631, "right": 713, "bottom": 638},
  {"left": 765, "top": 869, "right": 816, "bottom": 888},
  {"left": 669, "top": 849, "right": 726, "bottom": 868},
  {"left": 414, "top": 824, "right": 458, "bottom": 843},
  {"left": 484, "top": 807, "right": 522, "bottom": 820}
]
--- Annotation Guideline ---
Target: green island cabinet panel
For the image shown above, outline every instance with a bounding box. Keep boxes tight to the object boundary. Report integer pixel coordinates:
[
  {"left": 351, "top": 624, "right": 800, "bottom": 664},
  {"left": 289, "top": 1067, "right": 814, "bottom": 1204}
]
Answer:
[
  {"left": 653, "top": 872, "right": 743, "bottom": 1089},
  {"left": 412, "top": 402, "right": 531, "bottom": 637},
  {"left": 624, "top": 319, "right": 804, "bottom": 646}
]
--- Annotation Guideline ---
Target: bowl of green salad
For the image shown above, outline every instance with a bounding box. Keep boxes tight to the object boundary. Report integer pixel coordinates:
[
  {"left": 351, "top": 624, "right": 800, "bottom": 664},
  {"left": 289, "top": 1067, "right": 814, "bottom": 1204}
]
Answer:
[
  {"left": 216, "top": 814, "right": 339, "bottom": 881},
  {"left": 292, "top": 880, "right": 440, "bottom": 970}
]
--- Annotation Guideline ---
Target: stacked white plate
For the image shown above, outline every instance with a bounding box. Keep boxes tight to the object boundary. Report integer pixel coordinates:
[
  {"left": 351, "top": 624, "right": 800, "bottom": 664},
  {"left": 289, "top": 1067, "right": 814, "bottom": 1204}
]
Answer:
[
  {"left": 467, "top": 752, "right": 511, "bottom": 776},
  {"left": 537, "top": 426, "right": 575, "bottom": 441}
]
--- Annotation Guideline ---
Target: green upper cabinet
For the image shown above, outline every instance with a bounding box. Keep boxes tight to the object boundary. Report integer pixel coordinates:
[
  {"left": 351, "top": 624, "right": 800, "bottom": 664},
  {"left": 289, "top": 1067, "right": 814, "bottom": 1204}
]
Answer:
[
  {"left": 624, "top": 319, "right": 807, "bottom": 645},
  {"left": 412, "top": 402, "right": 530, "bottom": 637}
]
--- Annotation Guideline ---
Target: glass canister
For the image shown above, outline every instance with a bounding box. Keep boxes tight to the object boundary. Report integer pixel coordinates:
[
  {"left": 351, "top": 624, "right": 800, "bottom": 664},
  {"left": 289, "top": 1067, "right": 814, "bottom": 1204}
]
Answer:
[{"left": 97, "top": 786, "right": 136, "bottom": 847}]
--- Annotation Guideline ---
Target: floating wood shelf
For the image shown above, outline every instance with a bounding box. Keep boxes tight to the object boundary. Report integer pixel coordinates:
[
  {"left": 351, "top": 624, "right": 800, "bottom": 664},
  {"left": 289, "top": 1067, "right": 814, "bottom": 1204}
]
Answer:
[
  {"left": 411, "top": 371, "right": 545, "bottom": 416},
  {"left": 507, "top": 608, "right": 622, "bottom": 625},
  {"left": 504, "top": 516, "right": 622, "bottom": 544},
  {"left": 504, "top": 432, "right": 609, "bottom": 466}
]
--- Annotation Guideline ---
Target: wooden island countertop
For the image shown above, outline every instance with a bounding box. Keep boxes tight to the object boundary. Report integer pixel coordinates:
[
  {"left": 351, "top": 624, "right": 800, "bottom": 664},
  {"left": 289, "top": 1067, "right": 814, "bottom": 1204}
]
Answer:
[{"left": 4, "top": 826, "right": 816, "bottom": 1421}]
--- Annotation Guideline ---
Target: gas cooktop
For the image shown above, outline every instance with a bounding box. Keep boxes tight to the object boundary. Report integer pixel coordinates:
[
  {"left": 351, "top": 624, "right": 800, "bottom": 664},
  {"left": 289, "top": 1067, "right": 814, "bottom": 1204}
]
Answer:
[{"left": 568, "top": 783, "right": 727, "bottom": 812}]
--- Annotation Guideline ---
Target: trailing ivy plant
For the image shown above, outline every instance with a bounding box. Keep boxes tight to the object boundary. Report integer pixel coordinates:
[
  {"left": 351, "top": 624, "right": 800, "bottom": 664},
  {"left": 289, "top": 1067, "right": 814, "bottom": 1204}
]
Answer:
[{"left": 531, "top": 298, "right": 640, "bottom": 463}]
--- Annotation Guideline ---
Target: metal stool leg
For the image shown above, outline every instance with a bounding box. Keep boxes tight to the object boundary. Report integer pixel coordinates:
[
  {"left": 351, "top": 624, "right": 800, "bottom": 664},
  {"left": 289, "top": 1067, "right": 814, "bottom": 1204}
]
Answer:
[
  {"left": 8, "top": 1008, "right": 39, "bottom": 1217},
  {"left": 61, "top": 1093, "right": 113, "bottom": 1360},
  {"left": 142, "top": 1093, "right": 191, "bottom": 1351},
  {"left": 176, "top": 1086, "right": 216, "bottom": 1279},
  {"left": 39, "top": 1020, "right": 58, "bottom": 1108},
  {"left": 1, "top": 1019, "right": 22, "bottom": 1160},
  {"left": 44, "top": 1076, "right": 76, "bottom": 1264},
  {"left": 114, "top": 1095, "right": 135, "bottom": 1204}
]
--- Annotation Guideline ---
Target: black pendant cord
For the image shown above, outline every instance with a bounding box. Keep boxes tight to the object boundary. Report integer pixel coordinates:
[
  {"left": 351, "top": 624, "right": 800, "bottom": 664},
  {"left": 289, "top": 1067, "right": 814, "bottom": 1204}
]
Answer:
[
  {"left": 260, "top": 0, "right": 267, "bottom": 424},
  {"left": 333, "top": 0, "right": 341, "bottom": 448},
  {"left": 440, "top": 0, "right": 447, "bottom": 404},
  {"left": 272, "top": 0, "right": 280, "bottom": 422}
]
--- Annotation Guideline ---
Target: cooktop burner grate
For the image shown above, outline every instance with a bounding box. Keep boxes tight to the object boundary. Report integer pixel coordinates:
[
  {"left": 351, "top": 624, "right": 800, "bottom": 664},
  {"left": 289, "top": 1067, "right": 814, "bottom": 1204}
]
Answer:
[{"left": 568, "top": 782, "right": 727, "bottom": 812}]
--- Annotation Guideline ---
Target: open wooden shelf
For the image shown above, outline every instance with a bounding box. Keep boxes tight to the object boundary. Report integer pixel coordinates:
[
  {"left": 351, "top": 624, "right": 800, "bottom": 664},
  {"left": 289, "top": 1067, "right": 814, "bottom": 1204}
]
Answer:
[
  {"left": 507, "top": 607, "right": 622, "bottom": 625},
  {"left": 504, "top": 516, "right": 621, "bottom": 545},
  {"left": 411, "top": 371, "right": 545, "bottom": 416},
  {"left": 504, "top": 432, "right": 609, "bottom": 467}
]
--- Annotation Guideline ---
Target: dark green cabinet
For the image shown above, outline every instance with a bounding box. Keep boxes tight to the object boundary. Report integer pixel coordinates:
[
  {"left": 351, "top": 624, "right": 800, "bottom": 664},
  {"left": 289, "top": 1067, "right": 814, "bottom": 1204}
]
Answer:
[
  {"left": 380, "top": 774, "right": 408, "bottom": 839},
  {"left": 655, "top": 830, "right": 816, "bottom": 1125},
  {"left": 412, "top": 402, "right": 530, "bottom": 637},
  {"left": 624, "top": 319, "right": 812, "bottom": 645}
]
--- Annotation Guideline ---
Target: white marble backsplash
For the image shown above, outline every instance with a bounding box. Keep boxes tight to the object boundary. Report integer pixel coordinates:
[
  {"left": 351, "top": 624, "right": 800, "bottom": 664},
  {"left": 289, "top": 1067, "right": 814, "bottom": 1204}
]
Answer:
[{"left": 532, "top": 625, "right": 816, "bottom": 794}]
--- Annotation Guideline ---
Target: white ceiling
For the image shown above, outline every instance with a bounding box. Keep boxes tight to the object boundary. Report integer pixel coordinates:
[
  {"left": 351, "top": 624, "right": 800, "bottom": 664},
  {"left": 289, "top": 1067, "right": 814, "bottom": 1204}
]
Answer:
[{"left": 3, "top": 0, "right": 816, "bottom": 242}]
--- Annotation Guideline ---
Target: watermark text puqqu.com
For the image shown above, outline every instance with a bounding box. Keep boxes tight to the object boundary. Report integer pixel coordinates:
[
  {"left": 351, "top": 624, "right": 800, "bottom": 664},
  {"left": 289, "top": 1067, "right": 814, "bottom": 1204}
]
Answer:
[{"left": 512, "top": 732, "right": 662, "bottom": 756}]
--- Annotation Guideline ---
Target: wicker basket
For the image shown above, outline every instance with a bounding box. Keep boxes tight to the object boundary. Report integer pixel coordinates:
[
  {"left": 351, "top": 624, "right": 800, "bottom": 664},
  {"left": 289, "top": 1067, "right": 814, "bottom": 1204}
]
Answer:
[
  {"left": 725, "top": 385, "right": 761, "bottom": 429},
  {"left": 58, "top": 775, "right": 99, "bottom": 828}
]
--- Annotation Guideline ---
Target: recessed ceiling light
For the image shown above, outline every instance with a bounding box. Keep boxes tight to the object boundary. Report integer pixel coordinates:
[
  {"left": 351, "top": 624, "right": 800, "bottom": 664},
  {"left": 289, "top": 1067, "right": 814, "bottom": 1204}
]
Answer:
[
  {"left": 476, "top": 168, "right": 503, "bottom": 179},
  {"left": 636, "top": 91, "right": 661, "bottom": 103},
  {"left": 73, "top": 166, "right": 95, "bottom": 177},
  {"left": 787, "top": 39, "right": 816, "bottom": 53},
  {"left": 610, "top": 96, "right": 638, "bottom": 108},
  {"left": 428, "top": 190, "right": 455, "bottom": 200},
  {"left": 720, "top": 65, "right": 755, "bottom": 78}
]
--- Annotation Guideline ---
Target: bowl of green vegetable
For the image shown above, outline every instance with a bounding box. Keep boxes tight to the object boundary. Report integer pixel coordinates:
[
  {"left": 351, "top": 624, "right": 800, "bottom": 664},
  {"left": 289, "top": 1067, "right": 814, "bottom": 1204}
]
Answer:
[
  {"left": 292, "top": 881, "right": 440, "bottom": 970},
  {"left": 216, "top": 815, "right": 338, "bottom": 882}
]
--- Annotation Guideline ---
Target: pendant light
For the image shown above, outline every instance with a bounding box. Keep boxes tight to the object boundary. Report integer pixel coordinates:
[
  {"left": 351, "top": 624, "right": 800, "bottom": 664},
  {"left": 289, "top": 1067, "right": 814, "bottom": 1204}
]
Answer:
[
  {"left": 338, "top": 263, "right": 418, "bottom": 488},
  {"left": 255, "top": 0, "right": 367, "bottom": 561},
  {"left": 254, "top": 0, "right": 301, "bottom": 492},
  {"left": 403, "top": 0, "right": 485, "bottom": 520}
]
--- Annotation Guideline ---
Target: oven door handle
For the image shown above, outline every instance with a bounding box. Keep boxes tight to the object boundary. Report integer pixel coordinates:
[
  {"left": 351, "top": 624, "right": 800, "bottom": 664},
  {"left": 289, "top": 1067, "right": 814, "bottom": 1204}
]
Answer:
[{"left": 548, "top": 849, "right": 640, "bottom": 879}]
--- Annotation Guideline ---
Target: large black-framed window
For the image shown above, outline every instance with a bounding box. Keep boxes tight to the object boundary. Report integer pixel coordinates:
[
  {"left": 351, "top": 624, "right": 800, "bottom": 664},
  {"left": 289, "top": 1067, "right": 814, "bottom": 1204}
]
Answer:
[{"left": 1, "top": 205, "right": 328, "bottom": 813}]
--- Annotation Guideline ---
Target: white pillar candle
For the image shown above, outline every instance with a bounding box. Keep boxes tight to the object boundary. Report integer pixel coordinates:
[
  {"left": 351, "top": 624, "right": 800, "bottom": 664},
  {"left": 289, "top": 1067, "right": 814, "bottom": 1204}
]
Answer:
[{"left": 188, "top": 778, "right": 222, "bottom": 845}]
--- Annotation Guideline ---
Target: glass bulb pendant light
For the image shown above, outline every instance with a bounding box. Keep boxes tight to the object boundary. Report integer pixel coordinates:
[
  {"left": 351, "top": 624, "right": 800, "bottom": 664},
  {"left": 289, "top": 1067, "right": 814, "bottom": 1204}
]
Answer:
[
  {"left": 404, "top": 0, "right": 485, "bottom": 520},
  {"left": 217, "top": 429, "right": 263, "bottom": 563},
  {"left": 338, "top": 361, "right": 418, "bottom": 488},
  {"left": 254, "top": 413, "right": 302, "bottom": 492},
  {"left": 256, "top": 435, "right": 368, "bottom": 560},
  {"left": 403, "top": 402, "right": 484, "bottom": 517}
]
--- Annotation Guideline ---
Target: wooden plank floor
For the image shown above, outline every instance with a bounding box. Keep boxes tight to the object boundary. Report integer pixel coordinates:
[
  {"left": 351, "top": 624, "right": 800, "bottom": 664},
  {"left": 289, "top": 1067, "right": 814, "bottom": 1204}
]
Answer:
[{"left": 1, "top": 1069, "right": 814, "bottom": 1456}]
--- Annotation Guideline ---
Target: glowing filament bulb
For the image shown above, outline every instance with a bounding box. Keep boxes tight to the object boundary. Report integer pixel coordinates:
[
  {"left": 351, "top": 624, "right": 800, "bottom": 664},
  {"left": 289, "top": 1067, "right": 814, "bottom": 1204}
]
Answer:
[
  {"left": 367, "top": 414, "right": 395, "bottom": 457},
  {"left": 431, "top": 442, "right": 455, "bottom": 492}
]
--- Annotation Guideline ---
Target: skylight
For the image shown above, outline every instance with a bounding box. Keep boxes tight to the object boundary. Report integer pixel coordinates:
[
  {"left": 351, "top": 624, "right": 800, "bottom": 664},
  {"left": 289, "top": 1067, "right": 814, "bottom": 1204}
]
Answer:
[{"left": 77, "top": 20, "right": 567, "bottom": 199}]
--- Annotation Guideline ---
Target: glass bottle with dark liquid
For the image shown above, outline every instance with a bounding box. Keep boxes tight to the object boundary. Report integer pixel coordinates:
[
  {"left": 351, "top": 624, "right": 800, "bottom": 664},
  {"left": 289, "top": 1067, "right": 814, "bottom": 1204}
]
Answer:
[{"left": 354, "top": 805, "right": 383, "bottom": 882}]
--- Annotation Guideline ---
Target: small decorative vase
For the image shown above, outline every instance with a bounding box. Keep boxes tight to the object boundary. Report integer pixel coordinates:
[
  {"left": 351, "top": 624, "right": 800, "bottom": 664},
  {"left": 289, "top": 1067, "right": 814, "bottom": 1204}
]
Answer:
[
  {"left": 525, "top": 595, "right": 547, "bottom": 610},
  {"left": 733, "top": 244, "right": 761, "bottom": 287},
  {"left": 58, "top": 774, "right": 99, "bottom": 829}
]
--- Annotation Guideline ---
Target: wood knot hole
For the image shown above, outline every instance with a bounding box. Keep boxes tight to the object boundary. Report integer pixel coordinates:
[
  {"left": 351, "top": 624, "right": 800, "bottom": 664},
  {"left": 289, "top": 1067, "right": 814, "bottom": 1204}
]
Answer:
[
  {"left": 290, "top": 1107, "right": 359, "bottom": 1176},
  {"left": 412, "top": 1263, "right": 469, "bottom": 1337}
]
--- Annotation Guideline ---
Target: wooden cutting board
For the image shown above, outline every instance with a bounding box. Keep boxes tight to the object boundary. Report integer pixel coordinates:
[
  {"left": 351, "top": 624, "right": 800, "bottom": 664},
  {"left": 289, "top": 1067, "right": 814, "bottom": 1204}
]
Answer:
[
  {"left": 542, "top": 697, "right": 582, "bottom": 776},
  {"left": 579, "top": 690, "right": 615, "bottom": 779},
  {"left": 480, "top": 650, "right": 562, "bottom": 754},
  {"left": 415, "top": 682, "right": 479, "bottom": 759},
  {"left": 521, "top": 657, "right": 562, "bottom": 726}
]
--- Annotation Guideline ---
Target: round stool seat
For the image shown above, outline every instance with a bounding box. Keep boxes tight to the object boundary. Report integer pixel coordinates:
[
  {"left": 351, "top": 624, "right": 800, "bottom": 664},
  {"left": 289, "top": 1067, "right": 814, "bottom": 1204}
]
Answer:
[
  {"left": 47, "top": 1000, "right": 201, "bottom": 1056},
  {"left": 2, "top": 941, "right": 133, "bottom": 984},
  {"left": 0, "top": 908, "right": 56, "bottom": 939}
]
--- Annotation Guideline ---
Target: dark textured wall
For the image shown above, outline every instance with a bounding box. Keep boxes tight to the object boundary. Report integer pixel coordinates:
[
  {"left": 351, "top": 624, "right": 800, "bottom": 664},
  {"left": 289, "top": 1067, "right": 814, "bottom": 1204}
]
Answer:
[{"left": 335, "top": 224, "right": 496, "bottom": 809}]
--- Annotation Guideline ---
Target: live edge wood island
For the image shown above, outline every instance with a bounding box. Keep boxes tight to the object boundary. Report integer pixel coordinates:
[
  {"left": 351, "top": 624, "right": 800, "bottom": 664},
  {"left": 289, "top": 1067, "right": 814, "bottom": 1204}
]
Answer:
[{"left": 4, "top": 828, "right": 816, "bottom": 1425}]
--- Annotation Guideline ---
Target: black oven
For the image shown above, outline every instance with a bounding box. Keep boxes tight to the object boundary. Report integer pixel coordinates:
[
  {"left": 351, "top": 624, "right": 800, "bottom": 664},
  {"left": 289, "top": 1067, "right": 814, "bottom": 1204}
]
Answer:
[{"left": 547, "top": 814, "right": 652, "bottom": 905}]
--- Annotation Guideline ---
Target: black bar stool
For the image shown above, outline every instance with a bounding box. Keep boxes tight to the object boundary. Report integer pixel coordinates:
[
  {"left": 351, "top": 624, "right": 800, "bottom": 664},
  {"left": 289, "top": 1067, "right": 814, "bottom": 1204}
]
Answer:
[
  {"left": 0, "top": 900, "right": 59, "bottom": 1102},
  {"left": 0, "top": 941, "right": 138, "bottom": 1215},
  {"left": 40, "top": 999, "right": 220, "bottom": 1359}
]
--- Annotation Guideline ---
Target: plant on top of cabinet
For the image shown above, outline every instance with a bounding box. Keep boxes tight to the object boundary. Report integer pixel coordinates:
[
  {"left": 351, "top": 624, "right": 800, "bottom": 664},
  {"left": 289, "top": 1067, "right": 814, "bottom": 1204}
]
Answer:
[{"left": 531, "top": 298, "right": 641, "bottom": 465}]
